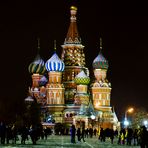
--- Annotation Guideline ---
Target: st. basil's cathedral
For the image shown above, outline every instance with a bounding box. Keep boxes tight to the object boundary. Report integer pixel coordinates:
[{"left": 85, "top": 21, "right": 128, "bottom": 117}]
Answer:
[{"left": 26, "top": 6, "right": 119, "bottom": 130}]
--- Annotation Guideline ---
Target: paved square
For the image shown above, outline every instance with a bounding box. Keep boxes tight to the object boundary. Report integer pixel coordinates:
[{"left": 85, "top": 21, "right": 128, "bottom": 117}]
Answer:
[{"left": 0, "top": 135, "right": 140, "bottom": 148}]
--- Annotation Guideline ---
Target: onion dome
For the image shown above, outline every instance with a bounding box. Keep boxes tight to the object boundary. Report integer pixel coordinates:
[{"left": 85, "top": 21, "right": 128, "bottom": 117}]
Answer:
[
  {"left": 74, "top": 70, "right": 90, "bottom": 85},
  {"left": 25, "top": 96, "right": 34, "bottom": 103},
  {"left": 28, "top": 39, "right": 46, "bottom": 74},
  {"left": 28, "top": 54, "right": 46, "bottom": 74},
  {"left": 32, "top": 87, "right": 39, "bottom": 93},
  {"left": 93, "top": 52, "right": 108, "bottom": 69},
  {"left": 45, "top": 52, "right": 65, "bottom": 72},
  {"left": 45, "top": 41, "right": 65, "bottom": 72},
  {"left": 93, "top": 38, "right": 109, "bottom": 69},
  {"left": 38, "top": 75, "right": 48, "bottom": 86}
]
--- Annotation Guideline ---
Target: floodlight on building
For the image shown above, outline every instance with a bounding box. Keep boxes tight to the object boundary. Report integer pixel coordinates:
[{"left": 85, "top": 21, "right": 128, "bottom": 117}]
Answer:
[{"left": 90, "top": 114, "right": 95, "bottom": 120}]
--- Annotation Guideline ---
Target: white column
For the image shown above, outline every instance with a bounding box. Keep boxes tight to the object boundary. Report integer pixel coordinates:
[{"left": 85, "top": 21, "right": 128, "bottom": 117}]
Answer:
[
  {"left": 99, "top": 94, "right": 101, "bottom": 100},
  {"left": 53, "top": 92, "right": 56, "bottom": 104}
]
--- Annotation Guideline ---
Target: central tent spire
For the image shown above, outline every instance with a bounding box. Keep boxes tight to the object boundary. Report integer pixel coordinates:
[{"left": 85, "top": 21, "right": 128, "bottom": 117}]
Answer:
[
  {"left": 61, "top": 6, "right": 85, "bottom": 66},
  {"left": 64, "top": 6, "right": 81, "bottom": 44}
]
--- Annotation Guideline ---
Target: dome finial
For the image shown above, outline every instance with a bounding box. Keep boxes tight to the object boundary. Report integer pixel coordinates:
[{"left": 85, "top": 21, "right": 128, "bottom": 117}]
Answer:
[
  {"left": 100, "top": 37, "right": 102, "bottom": 52},
  {"left": 70, "top": 6, "right": 77, "bottom": 22},
  {"left": 70, "top": 6, "right": 77, "bottom": 11},
  {"left": 37, "top": 37, "right": 40, "bottom": 53},
  {"left": 54, "top": 40, "right": 56, "bottom": 52}
]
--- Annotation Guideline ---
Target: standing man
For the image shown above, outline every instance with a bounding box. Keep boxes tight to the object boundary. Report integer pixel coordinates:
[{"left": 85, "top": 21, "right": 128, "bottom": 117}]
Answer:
[
  {"left": 70, "top": 124, "right": 76, "bottom": 143},
  {"left": 76, "top": 127, "right": 81, "bottom": 142},
  {"left": 81, "top": 127, "right": 85, "bottom": 142}
]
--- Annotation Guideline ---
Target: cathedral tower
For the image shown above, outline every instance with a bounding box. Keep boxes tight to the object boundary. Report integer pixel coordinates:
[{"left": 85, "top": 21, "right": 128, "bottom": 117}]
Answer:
[
  {"left": 45, "top": 42, "right": 65, "bottom": 123},
  {"left": 61, "top": 6, "right": 89, "bottom": 104},
  {"left": 91, "top": 38, "right": 113, "bottom": 128},
  {"left": 28, "top": 39, "right": 46, "bottom": 103}
]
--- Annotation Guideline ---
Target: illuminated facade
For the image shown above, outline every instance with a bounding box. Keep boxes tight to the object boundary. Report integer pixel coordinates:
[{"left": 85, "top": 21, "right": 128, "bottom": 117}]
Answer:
[{"left": 27, "top": 6, "right": 119, "bottom": 129}]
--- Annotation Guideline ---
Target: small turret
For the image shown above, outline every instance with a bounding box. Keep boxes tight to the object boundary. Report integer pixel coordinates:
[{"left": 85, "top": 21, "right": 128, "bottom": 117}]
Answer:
[
  {"left": 93, "top": 38, "right": 108, "bottom": 82},
  {"left": 93, "top": 38, "right": 108, "bottom": 70}
]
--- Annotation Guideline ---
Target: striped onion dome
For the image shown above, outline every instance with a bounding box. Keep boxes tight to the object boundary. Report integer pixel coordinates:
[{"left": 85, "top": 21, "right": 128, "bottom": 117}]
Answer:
[
  {"left": 39, "top": 75, "right": 48, "bottom": 86},
  {"left": 74, "top": 70, "right": 90, "bottom": 85},
  {"left": 28, "top": 54, "right": 46, "bottom": 74},
  {"left": 93, "top": 52, "right": 109, "bottom": 69},
  {"left": 45, "top": 52, "right": 65, "bottom": 72}
]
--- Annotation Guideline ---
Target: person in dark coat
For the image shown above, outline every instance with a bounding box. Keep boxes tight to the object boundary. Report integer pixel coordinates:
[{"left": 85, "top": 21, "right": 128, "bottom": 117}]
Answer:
[
  {"left": 29, "top": 125, "right": 39, "bottom": 145},
  {"left": 89, "top": 128, "right": 93, "bottom": 138},
  {"left": 139, "top": 126, "right": 148, "bottom": 148},
  {"left": 85, "top": 128, "right": 89, "bottom": 138},
  {"left": 94, "top": 128, "right": 97, "bottom": 136},
  {"left": 126, "top": 128, "right": 133, "bottom": 146},
  {"left": 11, "top": 125, "right": 18, "bottom": 144},
  {"left": 76, "top": 128, "right": 81, "bottom": 142},
  {"left": 6, "top": 125, "right": 12, "bottom": 144},
  {"left": 21, "top": 125, "right": 28, "bottom": 144},
  {"left": 99, "top": 128, "right": 105, "bottom": 142},
  {"left": 0, "top": 122, "right": 6, "bottom": 144},
  {"left": 70, "top": 124, "right": 76, "bottom": 143},
  {"left": 133, "top": 129, "right": 139, "bottom": 146},
  {"left": 81, "top": 127, "right": 85, "bottom": 142}
]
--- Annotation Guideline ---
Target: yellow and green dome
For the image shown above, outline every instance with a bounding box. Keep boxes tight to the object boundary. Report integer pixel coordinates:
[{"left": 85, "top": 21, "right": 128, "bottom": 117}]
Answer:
[
  {"left": 74, "top": 70, "right": 90, "bottom": 85},
  {"left": 28, "top": 54, "right": 46, "bottom": 74}
]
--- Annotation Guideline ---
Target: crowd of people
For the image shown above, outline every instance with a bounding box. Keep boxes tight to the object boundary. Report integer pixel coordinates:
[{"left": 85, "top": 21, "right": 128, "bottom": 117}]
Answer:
[
  {"left": 70, "top": 124, "right": 148, "bottom": 147},
  {"left": 1, "top": 121, "right": 148, "bottom": 147},
  {"left": 0, "top": 121, "right": 52, "bottom": 145}
]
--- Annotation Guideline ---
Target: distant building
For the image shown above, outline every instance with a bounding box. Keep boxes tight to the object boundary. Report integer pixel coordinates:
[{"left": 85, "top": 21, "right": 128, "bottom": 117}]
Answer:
[{"left": 27, "top": 6, "right": 119, "bottom": 130}]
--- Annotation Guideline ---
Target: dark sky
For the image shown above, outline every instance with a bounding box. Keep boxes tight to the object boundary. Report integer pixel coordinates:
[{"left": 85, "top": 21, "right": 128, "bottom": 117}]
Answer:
[{"left": 0, "top": 0, "right": 148, "bottom": 120}]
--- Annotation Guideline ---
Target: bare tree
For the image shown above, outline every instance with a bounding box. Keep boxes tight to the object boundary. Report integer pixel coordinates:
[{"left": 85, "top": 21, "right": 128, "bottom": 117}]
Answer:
[{"left": 132, "top": 108, "right": 148, "bottom": 129}]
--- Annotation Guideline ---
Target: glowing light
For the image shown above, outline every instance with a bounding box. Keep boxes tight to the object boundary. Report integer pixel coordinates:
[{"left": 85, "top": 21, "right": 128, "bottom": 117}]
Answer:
[
  {"left": 143, "top": 120, "right": 148, "bottom": 126},
  {"left": 127, "top": 108, "right": 134, "bottom": 113},
  {"left": 124, "top": 107, "right": 134, "bottom": 128},
  {"left": 90, "top": 115, "right": 95, "bottom": 120},
  {"left": 124, "top": 120, "right": 129, "bottom": 126},
  {"left": 95, "top": 102, "right": 100, "bottom": 107}
]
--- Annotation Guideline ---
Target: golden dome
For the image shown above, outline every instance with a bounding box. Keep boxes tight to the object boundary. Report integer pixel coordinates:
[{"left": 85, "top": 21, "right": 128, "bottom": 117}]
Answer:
[{"left": 70, "top": 6, "right": 77, "bottom": 11}]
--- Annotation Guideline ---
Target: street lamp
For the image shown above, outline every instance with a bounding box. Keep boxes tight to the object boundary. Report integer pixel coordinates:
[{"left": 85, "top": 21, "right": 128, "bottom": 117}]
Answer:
[
  {"left": 90, "top": 114, "right": 96, "bottom": 120},
  {"left": 90, "top": 114, "right": 96, "bottom": 129},
  {"left": 124, "top": 107, "right": 134, "bottom": 128}
]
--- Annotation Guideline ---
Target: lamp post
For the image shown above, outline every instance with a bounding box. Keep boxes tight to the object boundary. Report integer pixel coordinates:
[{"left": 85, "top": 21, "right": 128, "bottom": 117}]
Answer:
[
  {"left": 90, "top": 114, "right": 96, "bottom": 129},
  {"left": 124, "top": 107, "right": 134, "bottom": 128}
]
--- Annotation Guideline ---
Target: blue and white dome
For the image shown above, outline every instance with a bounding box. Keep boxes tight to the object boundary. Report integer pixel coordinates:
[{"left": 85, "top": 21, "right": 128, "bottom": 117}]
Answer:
[{"left": 45, "top": 52, "right": 65, "bottom": 72}]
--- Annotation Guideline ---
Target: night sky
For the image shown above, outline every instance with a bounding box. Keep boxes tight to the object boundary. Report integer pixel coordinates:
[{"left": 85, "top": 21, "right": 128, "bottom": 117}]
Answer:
[{"left": 0, "top": 0, "right": 148, "bottom": 120}]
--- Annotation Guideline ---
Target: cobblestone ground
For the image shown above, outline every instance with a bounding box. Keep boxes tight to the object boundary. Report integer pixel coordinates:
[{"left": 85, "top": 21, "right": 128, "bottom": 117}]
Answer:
[{"left": 0, "top": 135, "right": 140, "bottom": 148}]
